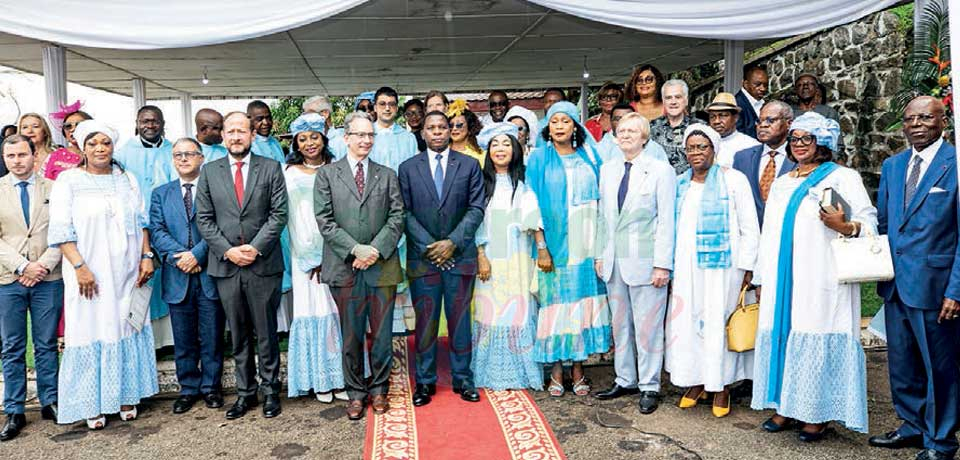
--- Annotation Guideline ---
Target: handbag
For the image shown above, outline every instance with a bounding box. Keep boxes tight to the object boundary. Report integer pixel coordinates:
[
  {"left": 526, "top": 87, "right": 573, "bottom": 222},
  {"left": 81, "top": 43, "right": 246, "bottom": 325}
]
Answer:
[
  {"left": 726, "top": 285, "right": 759, "bottom": 352},
  {"left": 830, "top": 234, "right": 894, "bottom": 284}
]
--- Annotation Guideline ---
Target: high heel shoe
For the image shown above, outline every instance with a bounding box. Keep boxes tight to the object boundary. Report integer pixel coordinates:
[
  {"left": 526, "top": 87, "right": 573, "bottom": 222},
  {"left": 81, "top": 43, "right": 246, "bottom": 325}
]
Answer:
[
  {"left": 679, "top": 387, "right": 707, "bottom": 409},
  {"left": 548, "top": 376, "right": 564, "bottom": 397},
  {"left": 119, "top": 406, "right": 138, "bottom": 421},
  {"left": 86, "top": 415, "right": 106, "bottom": 430},
  {"left": 711, "top": 392, "right": 731, "bottom": 418},
  {"left": 799, "top": 423, "right": 830, "bottom": 442},
  {"left": 316, "top": 392, "right": 334, "bottom": 404}
]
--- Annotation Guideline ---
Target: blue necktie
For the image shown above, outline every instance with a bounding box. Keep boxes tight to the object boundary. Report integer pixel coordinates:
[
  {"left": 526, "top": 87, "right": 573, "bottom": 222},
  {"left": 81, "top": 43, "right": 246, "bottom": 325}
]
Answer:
[
  {"left": 433, "top": 153, "right": 444, "bottom": 200},
  {"left": 17, "top": 181, "right": 29, "bottom": 228},
  {"left": 617, "top": 162, "right": 632, "bottom": 212},
  {"left": 183, "top": 184, "right": 194, "bottom": 247}
]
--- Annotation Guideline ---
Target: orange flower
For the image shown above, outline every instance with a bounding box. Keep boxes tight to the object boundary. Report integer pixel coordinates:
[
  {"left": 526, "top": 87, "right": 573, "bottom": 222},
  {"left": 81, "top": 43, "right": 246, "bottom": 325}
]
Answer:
[{"left": 928, "top": 46, "right": 951, "bottom": 72}]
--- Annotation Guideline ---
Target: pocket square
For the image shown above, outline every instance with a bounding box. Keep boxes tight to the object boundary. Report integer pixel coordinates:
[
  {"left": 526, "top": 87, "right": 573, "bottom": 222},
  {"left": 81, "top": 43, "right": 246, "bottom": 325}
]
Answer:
[{"left": 930, "top": 187, "right": 947, "bottom": 194}]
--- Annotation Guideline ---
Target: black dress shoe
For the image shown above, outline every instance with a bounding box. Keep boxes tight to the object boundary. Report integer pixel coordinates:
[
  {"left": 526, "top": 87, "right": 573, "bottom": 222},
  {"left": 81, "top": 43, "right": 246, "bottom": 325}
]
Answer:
[
  {"left": 262, "top": 395, "right": 282, "bottom": 418},
  {"left": 798, "top": 424, "right": 830, "bottom": 443},
  {"left": 458, "top": 387, "right": 480, "bottom": 402},
  {"left": 173, "top": 395, "right": 199, "bottom": 414},
  {"left": 225, "top": 395, "right": 258, "bottom": 420},
  {"left": 40, "top": 404, "right": 57, "bottom": 421},
  {"left": 203, "top": 392, "right": 224, "bottom": 409},
  {"left": 916, "top": 448, "right": 951, "bottom": 460},
  {"left": 594, "top": 384, "right": 639, "bottom": 400},
  {"left": 761, "top": 416, "right": 795, "bottom": 433},
  {"left": 638, "top": 391, "right": 660, "bottom": 414},
  {"left": 0, "top": 414, "right": 26, "bottom": 442},
  {"left": 869, "top": 430, "right": 924, "bottom": 449},
  {"left": 422, "top": 383, "right": 437, "bottom": 396},
  {"left": 413, "top": 384, "right": 433, "bottom": 407}
]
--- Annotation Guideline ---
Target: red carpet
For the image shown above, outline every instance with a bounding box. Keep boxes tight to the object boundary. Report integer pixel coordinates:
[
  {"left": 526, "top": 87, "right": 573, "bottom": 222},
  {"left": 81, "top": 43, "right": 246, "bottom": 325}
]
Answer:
[{"left": 364, "top": 337, "right": 566, "bottom": 460}]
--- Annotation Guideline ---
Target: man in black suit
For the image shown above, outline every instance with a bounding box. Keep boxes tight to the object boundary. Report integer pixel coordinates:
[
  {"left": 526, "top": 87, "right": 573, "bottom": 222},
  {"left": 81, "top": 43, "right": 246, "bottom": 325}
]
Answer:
[
  {"left": 195, "top": 111, "right": 288, "bottom": 420},
  {"left": 398, "top": 111, "right": 484, "bottom": 406},
  {"left": 735, "top": 63, "right": 768, "bottom": 139},
  {"left": 732, "top": 100, "right": 797, "bottom": 227}
]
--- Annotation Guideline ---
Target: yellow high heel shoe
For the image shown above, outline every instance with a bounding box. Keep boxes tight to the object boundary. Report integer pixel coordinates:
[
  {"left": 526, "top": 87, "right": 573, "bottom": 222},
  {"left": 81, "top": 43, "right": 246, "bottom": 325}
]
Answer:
[
  {"left": 678, "top": 388, "right": 706, "bottom": 409},
  {"left": 712, "top": 392, "right": 731, "bottom": 418}
]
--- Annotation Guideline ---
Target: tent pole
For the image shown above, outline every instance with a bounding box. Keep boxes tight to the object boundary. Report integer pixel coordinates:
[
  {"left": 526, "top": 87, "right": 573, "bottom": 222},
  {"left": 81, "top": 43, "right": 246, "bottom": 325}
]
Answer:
[
  {"left": 42, "top": 45, "right": 67, "bottom": 145},
  {"left": 180, "top": 92, "right": 193, "bottom": 139},
  {"left": 723, "top": 40, "right": 744, "bottom": 94},
  {"left": 580, "top": 81, "right": 589, "bottom": 125},
  {"left": 132, "top": 78, "right": 146, "bottom": 112}
]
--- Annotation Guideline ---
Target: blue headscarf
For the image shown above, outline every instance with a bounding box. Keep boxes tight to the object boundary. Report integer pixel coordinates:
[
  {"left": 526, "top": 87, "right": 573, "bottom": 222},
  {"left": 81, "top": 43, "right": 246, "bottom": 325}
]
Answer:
[
  {"left": 525, "top": 101, "right": 602, "bottom": 266},
  {"left": 477, "top": 122, "right": 520, "bottom": 151},
  {"left": 289, "top": 112, "right": 327, "bottom": 136},
  {"left": 354, "top": 91, "right": 376, "bottom": 109},
  {"left": 789, "top": 112, "right": 841, "bottom": 152},
  {"left": 675, "top": 124, "right": 730, "bottom": 269}
]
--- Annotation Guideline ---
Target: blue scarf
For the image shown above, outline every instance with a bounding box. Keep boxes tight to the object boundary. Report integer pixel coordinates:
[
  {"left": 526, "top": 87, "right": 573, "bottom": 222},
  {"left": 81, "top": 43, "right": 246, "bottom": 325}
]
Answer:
[
  {"left": 526, "top": 143, "right": 601, "bottom": 266},
  {"left": 676, "top": 164, "right": 731, "bottom": 269},
  {"left": 765, "top": 161, "right": 839, "bottom": 405}
]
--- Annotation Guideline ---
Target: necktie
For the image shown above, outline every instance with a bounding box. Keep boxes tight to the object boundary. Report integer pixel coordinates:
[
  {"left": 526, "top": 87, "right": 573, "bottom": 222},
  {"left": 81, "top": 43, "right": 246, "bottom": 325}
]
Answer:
[
  {"left": 433, "top": 153, "right": 444, "bottom": 200},
  {"left": 183, "top": 183, "right": 194, "bottom": 247},
  {"left": 233, "top": 161, "right": 245, "bottom": 207},
  {"left": 16, "top": 181, "right": 29, "bottom": 228},
  {"left": 904, "top": 155, "right": 923, "bottom": 208},
  {"left": 617, "top": 161, "right": 632, "bottom": 212},
  {"left": 759, "top": 151, "right": 777, "bottom": 202},
  {"left": 355, "top": 161, "right": 365, "bottom": 196}
]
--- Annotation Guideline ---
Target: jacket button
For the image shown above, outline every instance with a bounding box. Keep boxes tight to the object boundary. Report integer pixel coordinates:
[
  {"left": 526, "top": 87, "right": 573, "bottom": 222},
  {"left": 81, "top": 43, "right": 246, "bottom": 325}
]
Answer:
[{"left": 895, "top": 250, "right": 902, "bottom": 255}]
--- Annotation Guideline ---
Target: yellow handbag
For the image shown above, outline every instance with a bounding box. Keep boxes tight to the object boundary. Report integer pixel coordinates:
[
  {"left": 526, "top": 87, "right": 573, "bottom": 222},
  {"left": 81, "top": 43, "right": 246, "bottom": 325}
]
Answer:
[{"left": 726, "top": 286, "right": 759, "bottom": 352}]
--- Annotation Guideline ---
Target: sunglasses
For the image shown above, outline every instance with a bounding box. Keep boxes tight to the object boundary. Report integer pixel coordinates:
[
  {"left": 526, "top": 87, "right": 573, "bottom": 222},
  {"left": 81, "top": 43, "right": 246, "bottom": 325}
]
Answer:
[
  {"left": 787, "top": 134, "right": 815, "bottom": 146},
  {"left": 451, "top": 122, "right": 466, "bottom": 129},
  {"left": 599, "top": 94, "right": 621, "bottom": 102},
  {"left": 489, "top": 100, "right": 508, "bottom": 108},
  {"left": 636, "top": 76, "right": 656, "bottom": 85},
  {"left": 63, "top": 122, "right": 79, "bottom": 131}
]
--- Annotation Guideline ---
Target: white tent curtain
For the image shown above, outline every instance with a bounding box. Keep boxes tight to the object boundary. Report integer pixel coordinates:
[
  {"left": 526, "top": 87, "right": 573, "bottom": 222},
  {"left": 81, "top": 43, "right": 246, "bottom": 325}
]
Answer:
[
  {"left": 0, "top": 0, "right": 901, "bottom": 49},
  {"left": 951, "top": 1, "right": 959, "bottom": 182}
]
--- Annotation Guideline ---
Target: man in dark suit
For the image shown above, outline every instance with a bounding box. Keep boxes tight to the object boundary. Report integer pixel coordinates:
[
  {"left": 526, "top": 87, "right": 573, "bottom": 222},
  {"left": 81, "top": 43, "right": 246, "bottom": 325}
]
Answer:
[
  {"left": 315, "top": 111, "right": 405, "bottom": 420},
  {"left": 869, "top": 96, "right": 960, "bottom": 460},
  {"left": 732, "top": 100, "right": 796, "bottom": 227},
  {"left": 150, "top": 137, "right": 225, "bottom": 415},
  {"left": 195, "top": 111, "right": 288, "bottom": 420},
  {"left": 735, "top": 63, "right": 768, "bottom": 139},
  {"left": 398, "top": 111, "right": 484, "bottom": 406}
]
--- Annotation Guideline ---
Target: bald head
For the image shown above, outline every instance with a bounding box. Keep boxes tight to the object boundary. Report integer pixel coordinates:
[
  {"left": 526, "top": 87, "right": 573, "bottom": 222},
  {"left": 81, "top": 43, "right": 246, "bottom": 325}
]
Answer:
[
  {"left": 195, "top": 108, "right": 224, "bottom": 145},
  {"left": 903, "top": 96, "right": 947, "bottom": 150}
]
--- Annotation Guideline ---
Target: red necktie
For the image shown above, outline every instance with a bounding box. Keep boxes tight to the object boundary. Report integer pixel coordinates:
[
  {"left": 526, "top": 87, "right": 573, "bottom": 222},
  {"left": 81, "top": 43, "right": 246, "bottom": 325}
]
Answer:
[
  {"left": 355, "top": 161, "right": 365, "bottom": 196},
  {"left": 234, "top": 161, "right": 245, "bottom": 206}
]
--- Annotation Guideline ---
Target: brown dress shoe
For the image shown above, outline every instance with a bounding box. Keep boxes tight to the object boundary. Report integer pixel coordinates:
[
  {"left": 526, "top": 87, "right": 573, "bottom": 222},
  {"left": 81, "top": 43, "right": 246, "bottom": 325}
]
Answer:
[
  {"left": 371, "top": 395, "right": 390, "bottom": 414},
  {"left": 346, "top": 400, "right": 365, "bottom": 420}
]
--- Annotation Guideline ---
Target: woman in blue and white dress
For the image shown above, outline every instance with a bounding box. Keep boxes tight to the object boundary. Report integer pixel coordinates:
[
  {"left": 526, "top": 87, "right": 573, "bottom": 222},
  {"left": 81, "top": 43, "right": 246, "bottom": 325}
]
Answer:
[
  {"left": 48, "top": 121, "right": 158, "bottom": 429},
  {"left": 283, "top": 113, "right": 345, "bottom": 403}
]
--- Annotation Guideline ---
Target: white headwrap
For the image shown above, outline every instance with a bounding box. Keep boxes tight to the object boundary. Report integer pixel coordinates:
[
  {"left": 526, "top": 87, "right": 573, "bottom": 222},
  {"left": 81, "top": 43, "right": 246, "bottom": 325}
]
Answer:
[
  {"left": 682, "top": 123, "right": 722, "bottom": 159},
  {"left": 73, "top": 119, "right": 118, "bottom": 148},
  {"left": 505, "top": 105, "right": 539, "bottom": 148}
]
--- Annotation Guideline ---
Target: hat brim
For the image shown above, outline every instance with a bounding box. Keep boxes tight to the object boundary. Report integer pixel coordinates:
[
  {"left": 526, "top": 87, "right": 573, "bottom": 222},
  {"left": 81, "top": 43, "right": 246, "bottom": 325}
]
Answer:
[{"left": 706, "top": 102, "right": 741, "bottom": 112}]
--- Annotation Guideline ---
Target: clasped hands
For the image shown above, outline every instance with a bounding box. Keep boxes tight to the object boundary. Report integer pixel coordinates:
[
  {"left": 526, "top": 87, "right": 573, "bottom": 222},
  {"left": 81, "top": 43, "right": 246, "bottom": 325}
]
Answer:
[
  {"left": 173, "top": 251, "right": 202, "bottom": 274},
  {"left": 225, "top": 245, "right": 260, "bottom": 267},
  {"left": 352, "top": 244, "right": 380, "bottom": 270},
  {"left": 17, "top": 262, "right": 49, "bottom": 288},
  {"left": 426, "top": 239, "right": 456, "bottom": 271}
]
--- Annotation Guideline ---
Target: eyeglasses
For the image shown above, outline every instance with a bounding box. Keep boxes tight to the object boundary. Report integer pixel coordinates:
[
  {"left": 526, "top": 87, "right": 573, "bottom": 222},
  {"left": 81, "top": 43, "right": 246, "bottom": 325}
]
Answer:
[
  {"left": 902, "top": 113, "right": 938, "bottom": 124},
  {"left": 451, "top": 122, "right": 466, "bottom": 129},
  {"left": 635, "top": 76, "right": 656, "bottom": 85},
  {"left": 376, "top": 101, "right": 398, "bottom": 109},
  {"left": 757, "top": 116, "right": 783, "bottom": 126},
  {"left": 686, "top": 143, "right": 712, "bottom": 153},
  {"left": 348, "top": 132, "right": 375, "bottom": 139},
  {"left": 404, "top": 110, "right": 423, "bottom": 118},
  {"left": 787, "top": 134, "right": 816, "bottom": 146},
  {"left": 488, "top": 100, "right": 508, "bottom": 108},
  {"left": 63, "top": 122, "right": 79, "bottom": 131},
  {"left": 173, "top": 151, "right": 202, "bottom": 159},
  {"left": 515, "top": 126, "right": 527, "bottom": 132},
  {"left": 599, "top": 94, "right": 621, "bottom": 101}
]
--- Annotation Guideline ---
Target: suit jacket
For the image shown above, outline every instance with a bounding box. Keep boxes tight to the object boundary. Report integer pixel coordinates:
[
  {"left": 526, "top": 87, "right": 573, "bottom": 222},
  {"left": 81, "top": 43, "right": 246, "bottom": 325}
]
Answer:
[
  {"left": 877, "top": 141, "right": 960, "bottom": 309},
  {"left": 0, "top": 174, "right": 61, "bottom": 284},
  {"left": 314, "top": 157, "right": 405, "bottom": 287},
  {"left": 149, "top": 178, "right": 219, "bottom": 303},
  {"left": 735, "top": 90, "right": 760, "bottom": 139},
  {"left": 397, "top": 150, "right": 485, "bottom": 278},
  {"left": 732, "top": 145, "right": 796, "bottom": 227},
  {"left": 596, "top": 154, "right": 676, "bottom": 286},
  {"left": 195, "top": 153, "right": 288, "bottom": 278}
]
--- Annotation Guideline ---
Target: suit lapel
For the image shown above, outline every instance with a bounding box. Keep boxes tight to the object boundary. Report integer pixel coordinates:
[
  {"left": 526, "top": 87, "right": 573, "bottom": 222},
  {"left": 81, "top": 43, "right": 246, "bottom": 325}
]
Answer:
[
  {"left": 26, "top": 179, "right": 44, "bottom": 232},
  {"left": 359, "top": 163, "right": 380, "bottom": 206},
  {"left": 616, "top": 160, "right": 648, "bottom": 229},
  {"left": 171, "top": 180, "right": 189, "bottom": 224},
  {"left": 902, "top": 144, "right": 953, "bottom": 226},
  {"left": 439, "top": 153, "right": 461, "bottom": 206},
  {"left": 336, "top": 159, "right": 361, "bottom": 201},
  {"left": 240, "top": 155, "right": 260, "bottom": 212},
  {"left": 747, "top": 149, "right": 762, "bottom": 198},
  {"left": 777, "top": 156, "right": 797, "bottom": 176},
  {"left": 415, "top": 153, "right": 438, "bottom": 204},
  {"left": 219, "top": 159, "right": 240, "bottom": 211}
]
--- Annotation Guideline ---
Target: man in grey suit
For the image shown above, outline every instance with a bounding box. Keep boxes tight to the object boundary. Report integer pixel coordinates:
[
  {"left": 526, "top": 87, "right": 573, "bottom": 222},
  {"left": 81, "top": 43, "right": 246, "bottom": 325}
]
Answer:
[
  {"left": 195, "top": 111, "right": 288, "bottom": 420},
  {"left": 315, "top": 112, "right": 405, "bottom": 420}
]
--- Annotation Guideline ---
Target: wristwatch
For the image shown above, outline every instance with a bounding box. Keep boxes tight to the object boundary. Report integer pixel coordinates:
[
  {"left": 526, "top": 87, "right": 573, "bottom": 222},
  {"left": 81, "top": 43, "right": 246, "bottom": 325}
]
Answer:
[
  {"left": 141, "top": 251, "right": 155, "bottom": 260},
  {"left": 536, "top": 241, "right": 547, "bottom": 250},
  {"left": 73, "top": 261, "right": 85, "bottom": 269}
]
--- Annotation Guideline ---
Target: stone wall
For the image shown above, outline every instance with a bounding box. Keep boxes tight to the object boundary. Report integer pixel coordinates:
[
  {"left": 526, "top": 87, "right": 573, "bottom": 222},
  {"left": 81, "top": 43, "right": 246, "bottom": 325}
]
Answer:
[{"left": 690, "top": 9, "right": 909, "bottom": 185}]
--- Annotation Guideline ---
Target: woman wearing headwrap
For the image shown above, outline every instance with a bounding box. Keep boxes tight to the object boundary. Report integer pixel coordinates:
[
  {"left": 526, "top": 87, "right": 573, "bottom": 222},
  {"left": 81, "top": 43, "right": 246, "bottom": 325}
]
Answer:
[
  {"left": 665, "top": 124, "right": 760, "bottom": 418},
  {"left": 526, "top": 101, "right": 610, "bottom": 397},
  {"left": 282, "top": 113, "right": 345, "bottom": 404},
  {"left": 446, "top": 99, "right": 485, "bottom": 165},
  {"left": 47, "top": 120, "right": 158, "bottom": 429},
  {"left": 505, "top": 105, "right": 539, "bottom": 158},
  {"left": 472, "top": 123, "right": 542, "bottom": 391},
  {"left": 46, "top": 101, "right": 92, "bottom": 180},
  {"left": 750, "top": 112, "right": 876, "bottom": 440}
]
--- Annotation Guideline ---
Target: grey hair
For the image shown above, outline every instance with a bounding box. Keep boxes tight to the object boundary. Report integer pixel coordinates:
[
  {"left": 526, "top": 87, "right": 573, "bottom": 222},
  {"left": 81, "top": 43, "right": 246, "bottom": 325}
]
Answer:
[
  {"left": 343, "top": 111, "right": 372, "bottom": 135},
  {"left": 661, "top": 79, "right": 689, "bottom": 99},
  {"left": 303, "top": 95, "right": 332, "bottom": 113},
  {"left": 762, "top": 100, "right": 794, "bottom": 121},
  {"left": 172, "top": 137, "right": 203, "bottom": 153}
]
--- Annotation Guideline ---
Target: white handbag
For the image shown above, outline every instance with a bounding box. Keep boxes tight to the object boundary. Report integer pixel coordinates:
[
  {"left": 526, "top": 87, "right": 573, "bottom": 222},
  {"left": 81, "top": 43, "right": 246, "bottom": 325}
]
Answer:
[{"left": 830, "top": 234, "right": 894, "bottom": 284}]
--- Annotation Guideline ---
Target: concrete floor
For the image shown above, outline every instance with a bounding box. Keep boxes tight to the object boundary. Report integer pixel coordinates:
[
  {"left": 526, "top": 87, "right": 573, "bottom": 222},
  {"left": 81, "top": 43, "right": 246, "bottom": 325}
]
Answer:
[{"left": 0, "top": 347, "right": 919, "bottom": 460}]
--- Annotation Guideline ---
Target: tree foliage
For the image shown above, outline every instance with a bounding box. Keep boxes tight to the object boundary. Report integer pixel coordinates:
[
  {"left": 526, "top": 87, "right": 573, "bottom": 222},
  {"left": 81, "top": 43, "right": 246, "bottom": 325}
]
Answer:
[{"left": 889, "top": 1, "right": 952, "bottom": 131}]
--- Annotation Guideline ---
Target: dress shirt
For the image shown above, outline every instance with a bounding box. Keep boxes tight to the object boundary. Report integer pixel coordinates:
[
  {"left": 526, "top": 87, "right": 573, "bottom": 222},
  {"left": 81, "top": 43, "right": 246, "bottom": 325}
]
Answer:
[
  {"left": 12, "top": 173, "right": 36, "bottom": 275},
  {"left": 346, "top": 155, "right": 369, "bottom": 184},
  {"left": 741, "top": 88, "right": 764, "bottom": 115},
  {"left": 758, "top": 143, "right": 787, "bottom": 183},
  {"left": 228, "top": 152, "right": 251, "bottom": 186},
  {"left": 717, "top": 131, "right": 761, "bottom": 168},
  {"left": 427, "top": 147, "right": 451, "bottom": 176},
  {"left": 179, "top": 177, "right": 199, "bottom": 202},
  {"left": 908, "top": 137, "right": 942, "bottom": 185}
]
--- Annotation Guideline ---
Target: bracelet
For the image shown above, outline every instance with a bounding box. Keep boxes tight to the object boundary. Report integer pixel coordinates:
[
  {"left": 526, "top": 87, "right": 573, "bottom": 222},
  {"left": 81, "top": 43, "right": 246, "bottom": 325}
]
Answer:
[
  {"left": 844, "top": 222, "right": 860, "bottom": 238},
  {"left": 73, "top": 261, "right": 85, "bottom": 269}
]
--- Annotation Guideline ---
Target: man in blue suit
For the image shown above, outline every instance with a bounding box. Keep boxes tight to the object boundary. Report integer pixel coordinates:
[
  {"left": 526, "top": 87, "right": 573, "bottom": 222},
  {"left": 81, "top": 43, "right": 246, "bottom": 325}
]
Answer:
[
  {"left": 732, "top": 100, "right": 797, "bottom": 227},
  {"left": 398, "top": 111, "right": 484, "bottom": 406},
  {"left": 870, "top": 96, "right": 960, "bottom": 460},
  {"left": 150, "top": 137, "right": 225, "bottom": 415},
  {"left": 735, "top": 63, "right": 767, "bottom": 139}
]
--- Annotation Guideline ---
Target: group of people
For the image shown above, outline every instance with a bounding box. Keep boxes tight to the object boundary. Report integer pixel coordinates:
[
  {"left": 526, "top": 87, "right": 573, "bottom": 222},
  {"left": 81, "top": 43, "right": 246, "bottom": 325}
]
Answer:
[{"left": 0, "top": 62, "right": 958, "bottom": 460}]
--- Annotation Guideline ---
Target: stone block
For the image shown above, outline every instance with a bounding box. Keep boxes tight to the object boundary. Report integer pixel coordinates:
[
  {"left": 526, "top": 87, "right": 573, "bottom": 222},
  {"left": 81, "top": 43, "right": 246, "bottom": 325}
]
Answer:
[
  {"left": 832, "top": 27, "right": 851, "bottom": 49},
  {"left": 852, "top": 23, "right": 869, "bottom": 44},
  {"left": 886, "top": 136, "right": 907, "bottom": 153},
  {"left": 837, "top": 79, "right": 858, "bottom": 98},
  {"left": 863, "top": 73, "right": 881, "bottom": 98},
  {"left": 875, "top": 112, "right": 899, "bottom": 132},
  {"left": 818, "top": 37, "right": 835, "bottom": 56},
  {"left": 881, "top": 71, "right": 902, "bottom": 96},
  {"left": 842, "top": 48, "right": 861, "bottom": 67},
  {"left": 876, "top": 11, "right": 899, "bottom": 36},
  {"left": 840, "top": 116, "right": 856, "bottom": 133},
  {"left": 769, "top": 59, "right": 784, "bottom": 77}
]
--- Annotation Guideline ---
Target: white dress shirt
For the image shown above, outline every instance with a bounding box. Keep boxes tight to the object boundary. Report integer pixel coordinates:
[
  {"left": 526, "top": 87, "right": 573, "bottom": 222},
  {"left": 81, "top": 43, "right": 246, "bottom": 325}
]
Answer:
[
  {"left": 12, "top": 173, "right": 36, "bottom": 275},
  {"left": 179, "top": 177, "right": 199, "bottom": 203},
  {"left": 716, "top": 132, "right": 761, "bottom": 168},
  {"left": 228, "top": 153, "right": 251, "bottom": 186},
  {"left": 758, "top": 143, "right": 787, "bottom": 183},
  {"left": 346, "top": 155, "right": 369, "bottom": 184},
  {"left": 908, "top": 137, "right": 943, "bottom": 185},
  {"left": 741, "top": 88, "right": 764, "bottom": 116},
  {"left": 427, "top": 148, "right": 450, "bottom": 176}
]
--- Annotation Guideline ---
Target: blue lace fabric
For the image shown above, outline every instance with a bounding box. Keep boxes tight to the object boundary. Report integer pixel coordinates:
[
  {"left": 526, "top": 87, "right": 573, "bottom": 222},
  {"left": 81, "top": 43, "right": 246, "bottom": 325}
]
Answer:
[{"left": 286, "top": 316, "right": 345, "bottom": 397}]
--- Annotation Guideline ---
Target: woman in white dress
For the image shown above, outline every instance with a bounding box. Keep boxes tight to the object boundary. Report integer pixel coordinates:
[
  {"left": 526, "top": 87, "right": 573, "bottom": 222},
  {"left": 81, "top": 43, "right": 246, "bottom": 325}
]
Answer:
[
  {"left": 665, "top": 124, "right": 759, "bottom": 418},
  {"left": 751, "top": 112, "right": 875, "bottom": 441},
  {"left": 47, "top": 120, "right": 158, "bottom": 429},
  {"left": 283, "top": 113, "right": 345, "bottom": 403},
  {"left": 473, "top": 123, "right": 542, "bottom": 390}
]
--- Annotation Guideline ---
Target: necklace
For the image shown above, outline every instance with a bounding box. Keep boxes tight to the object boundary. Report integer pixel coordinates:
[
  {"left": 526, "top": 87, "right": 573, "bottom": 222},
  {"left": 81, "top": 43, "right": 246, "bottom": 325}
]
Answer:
[
  {"left": 792, "top": 165, "right": 818, "bottom": 178},
  {"left": 84, "top": 168, "right": 119, "bottom": 217}
]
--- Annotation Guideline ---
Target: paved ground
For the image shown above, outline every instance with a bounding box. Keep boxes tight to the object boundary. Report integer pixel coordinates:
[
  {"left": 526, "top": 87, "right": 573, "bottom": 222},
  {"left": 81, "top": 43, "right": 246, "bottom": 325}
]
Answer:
[{"left": 0, "top": 347, "right": 916, "bottom": 460}]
